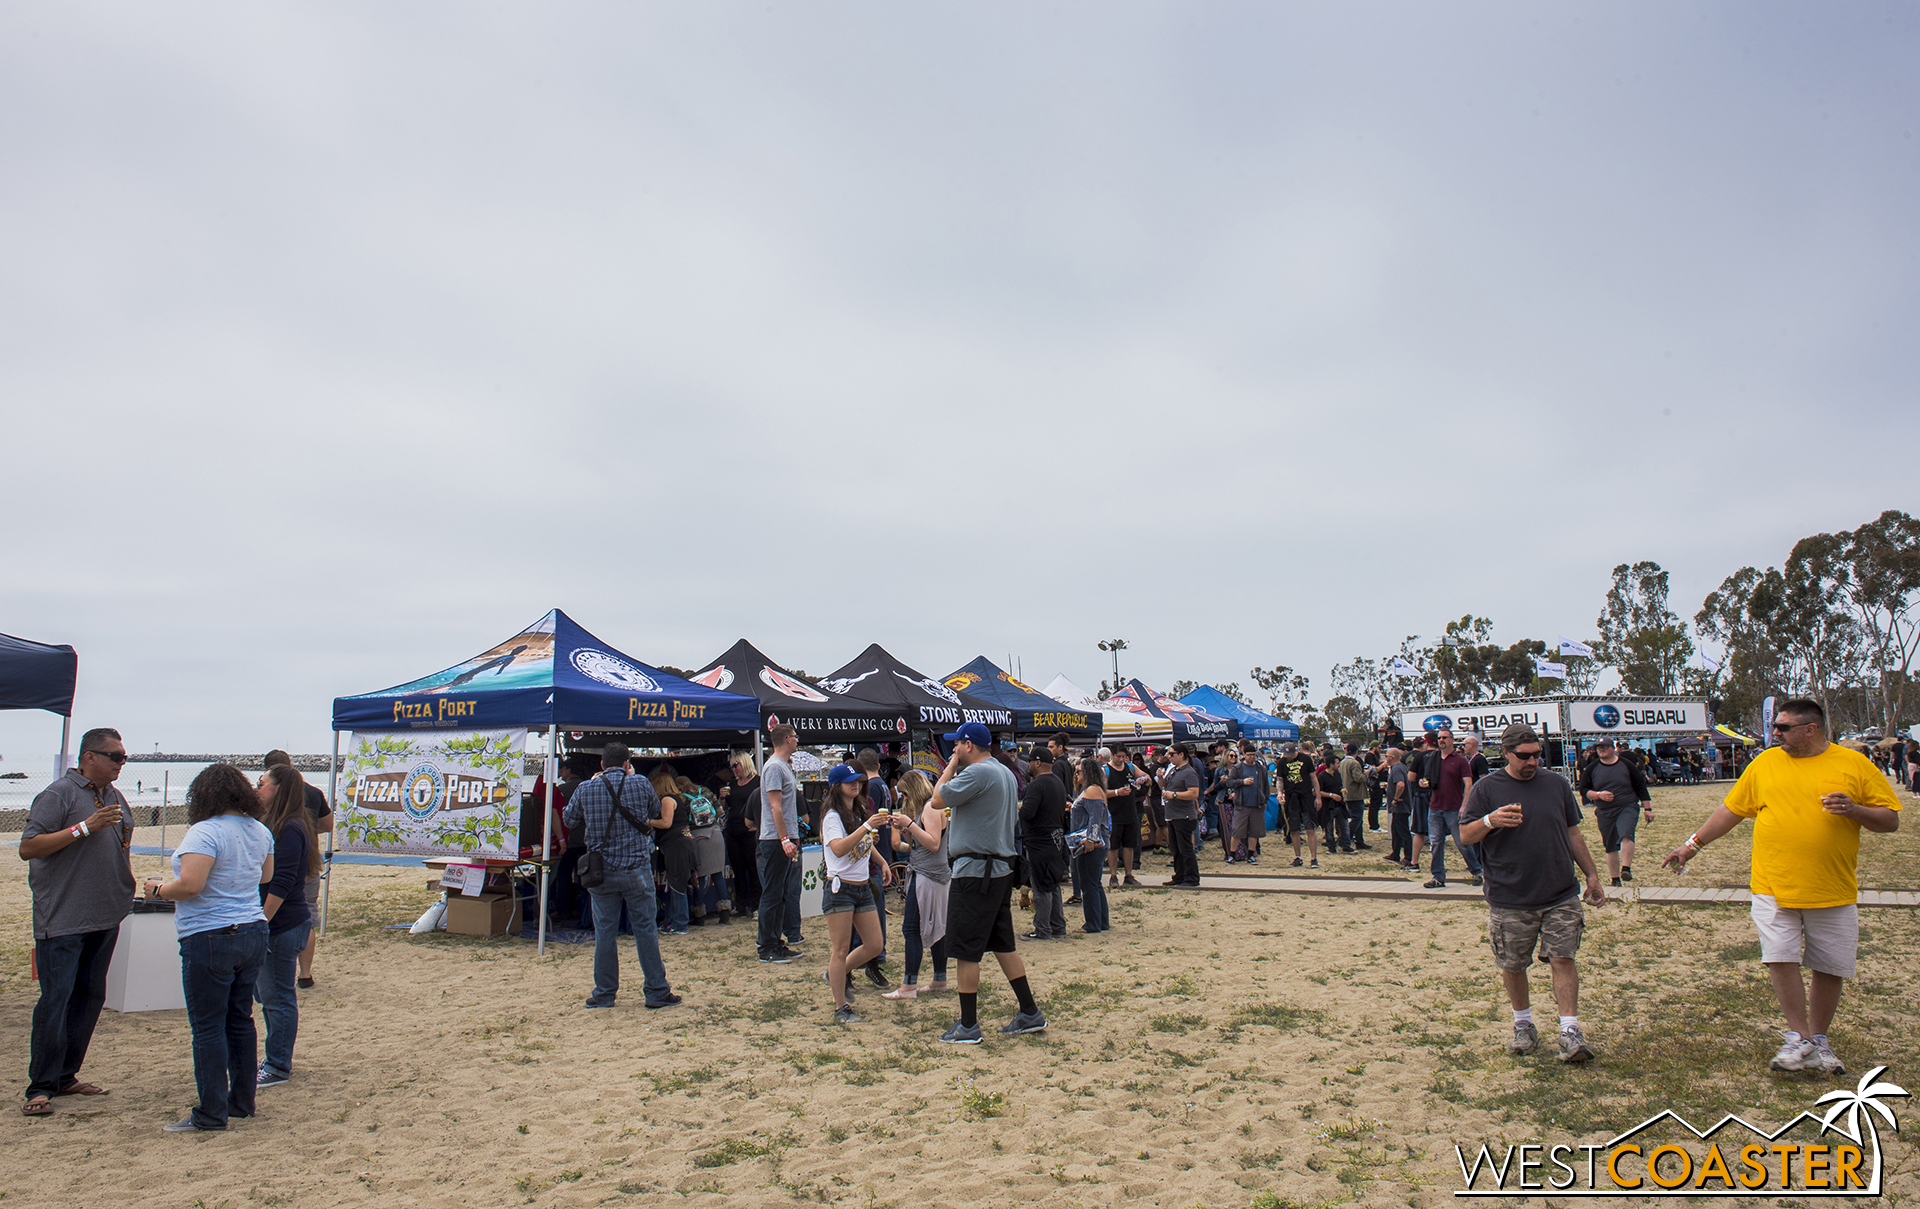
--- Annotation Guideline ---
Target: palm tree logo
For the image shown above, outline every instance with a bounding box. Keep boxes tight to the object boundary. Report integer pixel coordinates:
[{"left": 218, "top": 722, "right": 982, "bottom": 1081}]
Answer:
[{"left": 1814, "top": 1065, "right": 1908, "bottom": 1195}]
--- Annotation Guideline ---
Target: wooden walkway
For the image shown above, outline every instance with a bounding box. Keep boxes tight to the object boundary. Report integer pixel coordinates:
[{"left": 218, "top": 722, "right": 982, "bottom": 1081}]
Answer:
[{"left": 1139, "top": 871, "right": 1920, "bottom": 907}]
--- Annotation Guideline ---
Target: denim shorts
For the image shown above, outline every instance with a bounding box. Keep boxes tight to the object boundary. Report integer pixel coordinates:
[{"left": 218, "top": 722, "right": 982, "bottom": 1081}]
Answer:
[{"left": 822, "top": 879, "right": 878, "bottom": 915}]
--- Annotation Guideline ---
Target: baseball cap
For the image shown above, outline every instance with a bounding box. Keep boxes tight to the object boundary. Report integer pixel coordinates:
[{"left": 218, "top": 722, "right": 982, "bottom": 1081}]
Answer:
[
  {"left": 1594, "top": 736, "right": 1615, "bottom": 749},
  {"left": 1027, "top": 747, "right": 1052, "bottom": 765},
  {"left": 827, "top": 763, "right": 862, "bottom": 785},
  {"left": 944, "top": 721, "right": 992, "bottom": 747},
  {"left": 1502, "top": 723, "right": 1542, "bottom": 749}
]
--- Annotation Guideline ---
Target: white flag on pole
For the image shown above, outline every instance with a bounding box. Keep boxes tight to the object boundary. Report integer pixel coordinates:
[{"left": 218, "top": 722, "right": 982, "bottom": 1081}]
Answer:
[
  {"left": 1534, "top": 659, "right": 1568, "bottom": 679},
  {"left": 1558, "top": 636, "right": 1593, "bottom": 658},
  {"left": 1700, "top": 652, "right": 1722, "bottom": 673},
  {"left": 1388, "top": 657, "right": 1419, "bottom": 679}
]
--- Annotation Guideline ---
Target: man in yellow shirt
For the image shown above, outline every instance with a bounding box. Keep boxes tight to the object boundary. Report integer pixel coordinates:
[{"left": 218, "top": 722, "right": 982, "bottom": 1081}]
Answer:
[{"left": 1662, "top": 698, "right": 1900, "bottom": 1076}]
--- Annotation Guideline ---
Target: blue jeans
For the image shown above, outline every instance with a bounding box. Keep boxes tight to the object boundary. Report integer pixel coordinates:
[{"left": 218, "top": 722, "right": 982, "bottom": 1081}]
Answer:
[
  {"left": 663, "top": 889, "right": 689, "bottom": 932},
  {"left": 901, "top": 872, "right": 948, "bottom": 985},
  {"left": 1076, "top": 848, "right": 1110, "bottom": 931},
  {"left": 27, "top": 926, "right": 119, "bottom": 1100},
  {"left": 255, "top": 921, "right": 311, "bottom": 1080},
  {"left": 1429, "top": 811, "right": 1482, "bottom": 881},
  {"left": 180, "top": 922, "right": 269, "bottom": 1128},
  {"left": 756, "top": 839, "right": 797, "bottom": 954},
  {"left": 588, "top": 866, "right": 674, "bottom": 1006}
]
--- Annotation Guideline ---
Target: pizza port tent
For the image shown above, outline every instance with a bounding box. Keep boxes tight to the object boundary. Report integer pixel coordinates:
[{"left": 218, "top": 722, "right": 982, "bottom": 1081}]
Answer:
[
  {"left": 1101, "top": 679, "right": 1241, "bottom": 744},
  {"left": 689, "top": 638, "right": 911, "bottom": 746},
  {"left": 1178, "top": 685, "right": 1299, "bottom": 743},
  {"left": 330, "top": 609, "right": 760, "bottom": 953},
  {"left": 1042, "top": 675, "right": 1174, "bottom": 744},
  {"left": 0, "top": 630, "right": 79, "bottom": 769},
  {"left": 939, "top": 656, "right": 1101, "bottom": 741}
]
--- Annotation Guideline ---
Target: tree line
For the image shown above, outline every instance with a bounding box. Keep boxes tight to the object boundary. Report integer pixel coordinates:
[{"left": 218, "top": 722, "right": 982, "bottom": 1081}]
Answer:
[{"left": 1185, "top": 510, "right": 1918, "bottom": 742}]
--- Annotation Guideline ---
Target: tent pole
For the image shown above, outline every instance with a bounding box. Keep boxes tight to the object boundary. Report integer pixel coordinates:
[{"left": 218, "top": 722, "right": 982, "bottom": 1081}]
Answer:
[
  {"left": 320, "top": 731, "right": 339, "bottom": 935},
  {"left": 57, "top": 716, "right": 71, "bottom": 777},
  {"left": 538, "top": 728, "right": 556, "bottom": 957}
]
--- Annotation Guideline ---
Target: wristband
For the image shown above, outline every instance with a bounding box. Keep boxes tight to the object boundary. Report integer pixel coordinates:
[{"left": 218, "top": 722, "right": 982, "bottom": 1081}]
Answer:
[
  {"left": 78, "top": 820, "right": 91, "bottom": 837},
  {"left": 1686, "top": 833, "right": 1703, "bottom": 851},
  {"left": 71, "top": 825, "right": 84, "bottom": 840}
]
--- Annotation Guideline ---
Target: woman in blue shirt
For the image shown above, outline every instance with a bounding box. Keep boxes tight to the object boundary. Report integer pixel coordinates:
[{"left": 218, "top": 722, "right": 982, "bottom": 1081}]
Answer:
[
  {"left": 143, "top": 764, "right": 274, "bottom": 1132},
  {"left": 253, "top": 765, "right": 318, "bottom": 1090}
]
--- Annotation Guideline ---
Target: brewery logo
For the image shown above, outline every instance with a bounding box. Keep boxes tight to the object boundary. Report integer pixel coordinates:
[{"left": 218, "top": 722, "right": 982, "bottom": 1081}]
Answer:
[
  {"left": 690, "top": 666, "right": 734, "bottom": 690},
  {"left": 999, "top": 671, "right": 1042, "bottom": 694},
  {"left": 819, "top": 669, "right": 879, "bottom": 695},
  {"left": 1594, "top": 703, "right": 1622, "bottom": 729},
  {"left": 895, "top": 718, "right": 908, "bottom": 734},
  {"left": 896, "top": 671, "right": 962, "bottom": 705},
  {"left": 761, "top": 667, "right": 828, "bottom": 702},
  {"left": 766, "top": 713, "right": 781, "bottom": 731},
  {"left": 403, "top": 763, "right": 444, "bottom": 821},
  {"left": 944, "top": 672, "right": 983, "bottom": 692},
  {"left": 1133, "top": 720, "right": 1144, "bottom": 736},
  {"left": 1424, "top": 713, "right": 1454, "bottom": 732},
  {"left": 571, "top": 649, "right": 660, "bottom": 694},
  {"left": 1454, "top": 1067, "right": 1905, "bottom": 1197}
]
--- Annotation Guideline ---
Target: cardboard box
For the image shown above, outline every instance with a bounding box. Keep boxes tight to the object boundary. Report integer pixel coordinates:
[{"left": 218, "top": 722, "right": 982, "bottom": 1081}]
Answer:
[{"left": 444, "top": 891, "right": 522, "bottom": 937}]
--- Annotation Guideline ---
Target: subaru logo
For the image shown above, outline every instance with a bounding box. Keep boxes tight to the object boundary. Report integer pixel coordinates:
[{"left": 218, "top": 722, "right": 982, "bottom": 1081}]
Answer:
[
  {"left": 1592, "top": 704, "right": 1620, "bottom": 729},
  {"left": 1423, "top": 714, "right": 1452, "bottom": 732}
]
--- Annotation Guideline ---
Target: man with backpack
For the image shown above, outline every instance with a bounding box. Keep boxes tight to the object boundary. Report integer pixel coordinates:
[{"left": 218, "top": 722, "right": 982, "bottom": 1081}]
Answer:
[{"left": 562, "top": 742, "right": 681, "bottom": 1010}]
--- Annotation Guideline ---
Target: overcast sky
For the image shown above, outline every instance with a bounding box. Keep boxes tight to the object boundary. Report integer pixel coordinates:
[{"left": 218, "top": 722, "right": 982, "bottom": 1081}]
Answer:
[{"left": 2, "top": 3, "right": 1916, "bottom": 756}]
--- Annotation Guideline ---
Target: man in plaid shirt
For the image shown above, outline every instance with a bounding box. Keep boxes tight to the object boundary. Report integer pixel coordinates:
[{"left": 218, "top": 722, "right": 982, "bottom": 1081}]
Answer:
[{"left": 563, "top": 741, "right": 681, "bottom": 1010}]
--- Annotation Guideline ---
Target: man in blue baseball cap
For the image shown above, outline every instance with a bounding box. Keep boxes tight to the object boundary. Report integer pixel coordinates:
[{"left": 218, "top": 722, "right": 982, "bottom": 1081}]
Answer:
[{"left": 929, "top": 722, "right": 1046, "bottom": 1044}]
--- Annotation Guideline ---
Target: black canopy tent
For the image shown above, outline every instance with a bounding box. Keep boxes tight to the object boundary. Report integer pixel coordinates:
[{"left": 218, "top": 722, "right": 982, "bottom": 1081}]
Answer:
[
  {"left": 940, "top": 656, "right": 1100, "bottom": 739},
  {"left": 819, "top": 645, "right": 1014, "bottom": 761},
  {"left": 690, "top": 639, "right": 911, "bottom": 745},
  {"left": 0, "top": 631, "right": 79, "bottom": 770}
]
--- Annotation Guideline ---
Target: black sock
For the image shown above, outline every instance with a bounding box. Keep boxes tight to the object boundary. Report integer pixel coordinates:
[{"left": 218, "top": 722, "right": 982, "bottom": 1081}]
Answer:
[
  {"left": 1009, "top": 975, "right": 1038, "bottom": 1016},
  {"left": 960, "top": 992, "right": 978, "bottom": 1028}
]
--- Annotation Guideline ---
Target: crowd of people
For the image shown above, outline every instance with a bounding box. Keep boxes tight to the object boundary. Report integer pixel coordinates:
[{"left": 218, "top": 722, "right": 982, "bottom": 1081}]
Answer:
[{"left": 19, "top": 701, "right": 1910, "bottom": 1125}]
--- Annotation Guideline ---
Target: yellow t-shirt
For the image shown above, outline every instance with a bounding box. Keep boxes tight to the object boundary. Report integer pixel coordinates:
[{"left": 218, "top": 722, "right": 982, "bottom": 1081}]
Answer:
[{"left": 1723, "top": 744, "right": 1902, "bottom": 908}]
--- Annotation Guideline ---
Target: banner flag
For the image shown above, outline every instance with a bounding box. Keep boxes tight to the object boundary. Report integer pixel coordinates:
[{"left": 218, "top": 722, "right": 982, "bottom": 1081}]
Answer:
[
  {"left": 338, "top": 728, "right": 527, "bottom": 858},
  {"left": 1558, "top": 636, "right": 1594, "bottom": 658},
  {"left": 1535, "top": 660, "right": 1568, "bottom": 679},
  {"left": 1388, "top": 657, "right": 1419, "bottom": 679},
  {"left": 1761, "top": 696, "right": 1776, "bottom": 747},
  {"left": 1701, "top": 652, "right": 1722, "bottom": 673}
]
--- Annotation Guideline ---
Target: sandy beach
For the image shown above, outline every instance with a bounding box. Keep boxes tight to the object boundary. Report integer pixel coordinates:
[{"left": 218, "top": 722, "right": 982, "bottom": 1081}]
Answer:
[{"left": 3, "top": 779, "right": 1917, "bottom": 1208}]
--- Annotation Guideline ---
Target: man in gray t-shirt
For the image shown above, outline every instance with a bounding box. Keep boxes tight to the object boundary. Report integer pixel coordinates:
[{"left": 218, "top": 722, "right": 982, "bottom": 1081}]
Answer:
[
  {"left": 930, "top": 723, "right": 1046, "bottom": 1044},
  {"left": 754, "top": 726, "right": 806, "bottom": 960},
  {"left": 1161, "top": 743, "right": 1204, "bottom": 887},
  {"left": 20, "top": 728, "right": 137, "bottom": 1112}
]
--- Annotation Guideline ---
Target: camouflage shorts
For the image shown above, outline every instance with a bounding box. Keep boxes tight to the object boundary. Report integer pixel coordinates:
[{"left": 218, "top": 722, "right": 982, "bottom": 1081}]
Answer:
[{"left": 1487, "top": 894, "right": 1584, "bottom": 972}]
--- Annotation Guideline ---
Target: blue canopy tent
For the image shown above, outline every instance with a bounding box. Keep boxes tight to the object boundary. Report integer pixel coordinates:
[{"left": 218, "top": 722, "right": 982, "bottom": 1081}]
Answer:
[
  {"left": 940, "top": 657, "right": 1101, "bottom": 739},
  {"left": 0, "top": 630, "right": 79, "bottom": 772},
  {"left": 331, "top": 609, "right": 759, "bottom": 952},
  {"left": 1178, "top": 685, "right": 1300, "bottom": 743}
]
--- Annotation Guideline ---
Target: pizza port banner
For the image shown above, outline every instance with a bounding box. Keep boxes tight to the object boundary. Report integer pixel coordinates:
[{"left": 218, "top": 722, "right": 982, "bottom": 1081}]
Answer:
[{"left": 338, "top": 729, "right": 526, "bottom": 858}]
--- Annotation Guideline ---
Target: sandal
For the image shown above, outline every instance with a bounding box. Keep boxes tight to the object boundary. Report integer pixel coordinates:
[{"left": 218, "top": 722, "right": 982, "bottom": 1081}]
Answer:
[
  {"left": 296, "top": 977, "right": 315, "bottom": 989},
  {"left": 21, "top": 1096, "right": 54, "bottom": 1117},
  {"left": 53, "top": 1082, "right": 108, "bottom": 1097}
]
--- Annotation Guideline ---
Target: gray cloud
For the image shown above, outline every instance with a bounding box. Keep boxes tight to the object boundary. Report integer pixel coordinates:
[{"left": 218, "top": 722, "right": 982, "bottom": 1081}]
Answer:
[{"left": 1, "top": 2, "right": 1914, "bottom": 752}]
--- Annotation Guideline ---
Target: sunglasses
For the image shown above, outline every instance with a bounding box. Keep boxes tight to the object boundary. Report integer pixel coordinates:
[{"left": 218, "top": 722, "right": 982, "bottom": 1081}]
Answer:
[
  {"left": 1510, "top": 749, "right": 1545, "bottom": 762},
  {"left": 85, "top": 749, "right": 129, "bottom": 764},
  {"left": 1771, "top": 721, "right": 1813, "bottom": 733}
]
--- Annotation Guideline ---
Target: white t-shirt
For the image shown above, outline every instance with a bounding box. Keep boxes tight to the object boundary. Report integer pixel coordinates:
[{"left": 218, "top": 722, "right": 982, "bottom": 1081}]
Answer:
[{"left": 820, "top": 809, "right": 872, "bottom": 885}]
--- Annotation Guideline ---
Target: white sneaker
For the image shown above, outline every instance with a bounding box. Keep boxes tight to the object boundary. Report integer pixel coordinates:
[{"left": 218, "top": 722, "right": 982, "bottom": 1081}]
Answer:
[
  {"left": 1770, "top": 1036, "right": 1814, "bottom": 1071},
  {"left": 1806, "top": 1038, "right": 1847, "bottom": 1075}
]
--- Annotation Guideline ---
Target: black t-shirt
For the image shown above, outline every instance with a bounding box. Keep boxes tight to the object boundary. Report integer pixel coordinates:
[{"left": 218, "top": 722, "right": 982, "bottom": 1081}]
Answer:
[
  {"left": 725, "top": 777, "right": 761, "bottom": 836},
  {"left": 1468, "top": 753, "right": 1490, "bottom": 784},
  {"left": 1316, "top": 768, "right": 1342, "bottom": 805},
  {"left": 1278, "top": 755, "right": 1316, "bottom": 798},
  {"left": 1461, "top": 769, "right": 1584, "bottom": 909},
  {"left": 1106, "top": 763, "right": 1137, "bottom": 811},
  {"left": 1018, "top": 772, "right": 1067, "bottom": 834},
  {"left": 303, "top": 783, "right": 331, "bottom": 825}
]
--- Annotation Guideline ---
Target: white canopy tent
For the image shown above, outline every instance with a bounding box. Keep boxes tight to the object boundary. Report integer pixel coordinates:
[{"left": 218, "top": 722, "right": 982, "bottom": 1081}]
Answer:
[{"left": 1043, "top": 674, "right": 1174, "bottom": 744}]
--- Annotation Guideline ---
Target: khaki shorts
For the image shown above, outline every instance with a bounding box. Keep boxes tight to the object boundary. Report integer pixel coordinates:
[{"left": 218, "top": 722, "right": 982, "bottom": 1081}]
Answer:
[
  {"left": 1488, "top": 893, "right": 1584, "bottom": 972},
  {"left": 1751, "top": 894, "right": 1857, "bottom": 978}
]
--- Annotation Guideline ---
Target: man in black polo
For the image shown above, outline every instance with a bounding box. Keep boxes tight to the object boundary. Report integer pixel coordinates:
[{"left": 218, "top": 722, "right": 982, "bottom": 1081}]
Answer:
[
  {"left": 1578, "top": 737, "right": 1652, "bottom": 887},
  {"left": 932, "top": 723, "right": 1046, "bottom": 1043},
  {"left": 1019, "top": 749, "right": 1069, "bottom": 939},
  {"left": 1161, "top": 743, "right": 1203, "bottom": 887},
  {"left": 20, "top": 727, "right": 136, "bottom": 1116}
]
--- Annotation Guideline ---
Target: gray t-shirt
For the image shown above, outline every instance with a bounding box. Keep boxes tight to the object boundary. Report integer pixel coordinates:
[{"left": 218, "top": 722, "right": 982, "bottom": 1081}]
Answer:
[
  {"left": 1162, "top": 763, "right": 1202, "bottom": 821},
  {"left": 906, "top": 817, "right": 952, "bottom": 885},
  {"left": 941, "top": 757, "right": 1019, "bottom": 879},
  {"left": 757, "top": 755, "right": 801, "bottom": 840},
  {"left": 1587, "top": 760, "right": 1638, "bottom": 810},
  {"left": 23, "top": 770, "right": 136, "bottom": 940},
  {"left": 1461, "top": 769, "right": 1584, "bottom": 910}
]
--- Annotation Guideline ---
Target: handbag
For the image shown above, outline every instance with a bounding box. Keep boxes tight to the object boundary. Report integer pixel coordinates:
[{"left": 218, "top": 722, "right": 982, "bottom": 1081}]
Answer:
[{"left": 577, "top": 771, "right": 650, "bottom": 890}]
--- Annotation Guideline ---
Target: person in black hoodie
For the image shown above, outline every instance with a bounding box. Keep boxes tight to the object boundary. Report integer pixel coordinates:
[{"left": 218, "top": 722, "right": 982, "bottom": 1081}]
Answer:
[
  {"left": 253, "top": 765, "right": 318, "bottom": 1089},
  {"left": 1019, "top": 750, "right": 1069, "bottom": 939}
]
